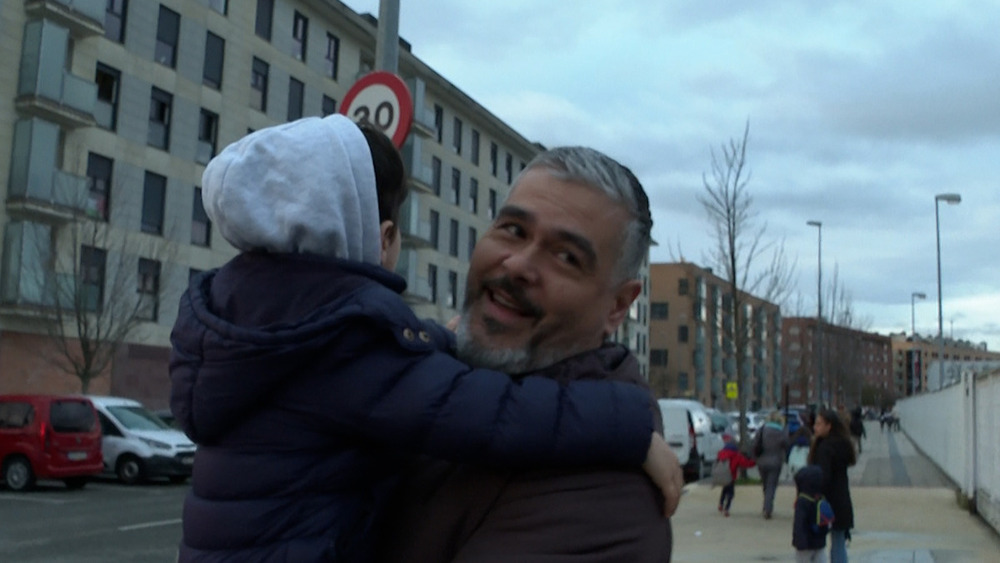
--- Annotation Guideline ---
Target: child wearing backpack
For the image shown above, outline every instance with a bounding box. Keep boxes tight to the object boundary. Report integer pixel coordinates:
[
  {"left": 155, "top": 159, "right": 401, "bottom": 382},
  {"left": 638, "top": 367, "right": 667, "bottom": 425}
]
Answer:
[
  {"left": 793, "top": 465, "right": 835, "bottom": 562},
  {"left": 715, "top": 437, "right": 755, "bottom": 517}
]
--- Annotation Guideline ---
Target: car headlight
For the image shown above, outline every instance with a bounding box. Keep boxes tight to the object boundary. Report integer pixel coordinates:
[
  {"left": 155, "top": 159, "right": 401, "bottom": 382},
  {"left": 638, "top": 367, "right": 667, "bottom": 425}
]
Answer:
[{"left": 140, "top": 437, "right": 171, "bottom": 450}]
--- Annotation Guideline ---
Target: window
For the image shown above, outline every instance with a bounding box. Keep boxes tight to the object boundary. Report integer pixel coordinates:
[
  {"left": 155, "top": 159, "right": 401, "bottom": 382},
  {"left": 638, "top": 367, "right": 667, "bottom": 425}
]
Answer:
[
  {"left": 208, "top": 0, "right": 227, "bottom": 14},
  {"left": 470, "top": 129, "right": 480, "bottom": 165},
  {"left": 505, "top": 153, "right": 513, "bottom": 184},
  {"left": 255, "top": 0, "right": 273, "bottom": 40},
  {"left": 80, "top": 246, "right": 106, "bottom": 312},
  {"left": 429, "top": 210, "right": 439, "bottom": 249},
  {"left": 325, "top": 33, "right": 340, "bottom": 80},
  {"left": 95, "top": 63, "right": 120, "bottom": 130},
  {"left": 468, "top": 178, "right": 478, "bottom": 213},
  {"left": 490, "top": 142, "right": 498, "bottom": 176},
  {"left": 651, "top": 302, "right": 669, "bottom": 319},
  {"left": 192, "top": 187, "right": 211, "bottom": 246},
  {"left": 203, "top": 32, "right": 224, "bottom": 89},
  {"left": 678, "top": 325, "right": 689, "bottom": 343},
  {"left": 467, "top": 227, "right": 477, "bottom": 260},
  {"left": 322, "top": 95, "right": 336, "bottom": 116},
  {"left": 105, "top": 0, "right": 127, "bottom": 43},
  {"left": 85, "top": 153, "right": 112, "bottom": 221},
  {"left": 196, "top": 109, "right": 218, "bottom": 165},
  {"left": 678, "top": 372, "right": 689, "bottom": 391},
  {"left": 141, "top": 172, "right": 166, "bottom": 235},
  {"left": 650, "top": 349, "right": 668, "bottom": 366},
  {"left": 189, "top": 268, "right": 203, "bottom": 285},
  {"left": 434, "top": 105, "right": 443, "bottom": 143},
  {"left": 431, "top": 157, "right": 441, "bottom": 196},
  {"left": 450, "top": 168, "right": 460, "bottom": 206},
  {"left": 449, "top": 219, "right": 459, "bottom": 257},
  {"left": 147, "top": 87, "right": 172, "bottom": 150},
  {"left": 155, "top": 5, "right": 180, "bottom": 68},
  {"left": 287, "top": 77, "right": 304, "bottom": 121},
  {"left": 447, "top": 271, "right": 458, "bottom": 308},
  {"left": 251, "top": 57, "right": 268, "bottom": 112},
  {"left": 678, "top": 278, "right": 689, "bottom": 295},
  {"left": 452, "top": 117, "right": 462, "bottom": 154},
  {"left": 488, "top": 188, "right": 497, "bottom": 219},
  {"left": 427, "top": 264, "right": 437, "bottom": 303},
  {"left": 292, "top": 11, "right": 308, "bottom": 61},
  {"left": 137, "top": 258, "right": 160, "bottom": 321}
]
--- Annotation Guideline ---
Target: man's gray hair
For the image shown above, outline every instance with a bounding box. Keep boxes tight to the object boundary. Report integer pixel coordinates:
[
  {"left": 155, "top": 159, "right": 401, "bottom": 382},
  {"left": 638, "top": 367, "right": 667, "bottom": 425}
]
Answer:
[{"left": 513, "top": 146, "right": 653, "bottom": 282}]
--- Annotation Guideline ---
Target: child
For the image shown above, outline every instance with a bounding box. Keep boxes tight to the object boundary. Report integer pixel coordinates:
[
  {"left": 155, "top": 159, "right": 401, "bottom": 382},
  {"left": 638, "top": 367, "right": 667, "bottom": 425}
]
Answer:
[
  {"left": 716, "top": 437, "right": 755, "bottom": 516},
  {"left": 793, "top": 465, "right": 833, "bottom": 562},
  {"left": 169, "top": 115, "right": 676, "bottom": 561}
]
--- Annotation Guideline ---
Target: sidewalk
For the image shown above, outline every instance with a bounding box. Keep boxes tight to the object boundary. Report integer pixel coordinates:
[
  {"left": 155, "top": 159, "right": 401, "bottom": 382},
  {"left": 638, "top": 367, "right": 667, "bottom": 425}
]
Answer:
[{"left": 671, "top": 422, "right": 1000, "bottom": 562}]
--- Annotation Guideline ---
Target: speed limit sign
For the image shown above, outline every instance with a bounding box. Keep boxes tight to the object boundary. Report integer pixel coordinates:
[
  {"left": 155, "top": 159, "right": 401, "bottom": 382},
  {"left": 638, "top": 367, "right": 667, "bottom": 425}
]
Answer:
[{"left": 340, "top": 71, "right": 413, "bottom": 148}]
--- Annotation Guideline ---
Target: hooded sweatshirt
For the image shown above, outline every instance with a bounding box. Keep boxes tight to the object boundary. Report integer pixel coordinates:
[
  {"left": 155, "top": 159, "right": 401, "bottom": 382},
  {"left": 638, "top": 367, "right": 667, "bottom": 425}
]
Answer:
[
  {"left": 793, "top": 465, "right": 829, "bottom": 550},
  {"left": 169, "top": 115, "right": 657, "bottom": 562}
]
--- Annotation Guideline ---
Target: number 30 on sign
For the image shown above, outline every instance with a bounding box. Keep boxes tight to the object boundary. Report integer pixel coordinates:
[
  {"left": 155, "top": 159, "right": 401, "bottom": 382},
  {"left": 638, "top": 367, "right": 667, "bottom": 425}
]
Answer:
[{"left": 339, "top": 71, "right": 414, "bottom": 148}]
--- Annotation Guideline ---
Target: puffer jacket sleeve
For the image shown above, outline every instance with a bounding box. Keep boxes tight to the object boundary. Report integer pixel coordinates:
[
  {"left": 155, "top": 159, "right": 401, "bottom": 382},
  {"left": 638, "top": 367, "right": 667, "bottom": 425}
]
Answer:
[{"left": 286, "top": 291, "right": 655, "bottom": 469}]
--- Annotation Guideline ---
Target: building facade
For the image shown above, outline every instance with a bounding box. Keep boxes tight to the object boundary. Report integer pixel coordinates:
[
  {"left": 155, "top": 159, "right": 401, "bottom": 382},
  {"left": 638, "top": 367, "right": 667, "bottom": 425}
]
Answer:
[
  {"left": 781, "top": 317, "right": 892, "bottom": 409},
  {"left": 647, "top": 262, "right": 781, "bottom": 411},
  {"left": 890, "top": 333, "right": 1000, "bottom": 397}
]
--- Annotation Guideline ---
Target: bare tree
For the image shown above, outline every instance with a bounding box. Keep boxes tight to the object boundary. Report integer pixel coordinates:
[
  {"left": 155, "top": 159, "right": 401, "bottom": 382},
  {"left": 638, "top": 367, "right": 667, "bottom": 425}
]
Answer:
[
  {"left": 698, "top": 121, "right": 795, "bottom": 445},
  {"left": 821, "top": 263, "right": 873, "bottom": 407},
  {"left": 38, "top": 215, "right": 175, "bottom": 394}
]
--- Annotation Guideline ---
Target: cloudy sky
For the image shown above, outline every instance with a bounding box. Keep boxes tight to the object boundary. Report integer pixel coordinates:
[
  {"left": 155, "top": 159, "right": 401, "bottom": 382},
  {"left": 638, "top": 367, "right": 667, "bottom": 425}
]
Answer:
[{"left": 342, "top": 0, "right": 1000, "bottom": 351}]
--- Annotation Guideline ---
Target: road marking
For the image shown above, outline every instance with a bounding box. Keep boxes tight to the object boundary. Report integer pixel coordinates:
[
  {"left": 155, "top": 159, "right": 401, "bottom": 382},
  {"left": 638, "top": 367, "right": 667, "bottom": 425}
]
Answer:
[
  {"left": 0, "top": 494, "right": 70, "bottom": 505},
  {"left": 118, "top": 518, "right": 182, "bottom": 531}
]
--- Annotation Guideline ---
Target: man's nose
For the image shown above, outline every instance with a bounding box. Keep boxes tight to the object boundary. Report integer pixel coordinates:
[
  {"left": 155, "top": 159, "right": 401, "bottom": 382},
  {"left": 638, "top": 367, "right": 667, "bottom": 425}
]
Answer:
[{"left": 500, "top": 244, "right": 541, "bottom": 284}]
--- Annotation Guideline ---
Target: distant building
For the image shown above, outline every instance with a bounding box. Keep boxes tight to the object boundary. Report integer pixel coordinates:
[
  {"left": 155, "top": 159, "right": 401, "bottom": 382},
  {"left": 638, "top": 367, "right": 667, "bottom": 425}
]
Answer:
[
  {"left": 890, "top": 333, "right": 1000, "bottom": 395},
  {"left": 782, "top": 317, "right": 892, "bottom": 408},
  {"left": 647, "top": 262, "right": 781, "bottom": 411}
]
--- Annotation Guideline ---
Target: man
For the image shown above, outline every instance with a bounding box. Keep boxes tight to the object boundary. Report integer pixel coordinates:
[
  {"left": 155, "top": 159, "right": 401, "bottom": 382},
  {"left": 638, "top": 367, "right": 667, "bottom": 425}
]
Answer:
[{"left": 377, "top": 146, "right": 677, "bottom": 562}]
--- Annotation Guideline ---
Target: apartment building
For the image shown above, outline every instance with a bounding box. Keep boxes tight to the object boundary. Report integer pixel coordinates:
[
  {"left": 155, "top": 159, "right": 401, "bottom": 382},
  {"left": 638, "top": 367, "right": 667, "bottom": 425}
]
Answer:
[
  {"left": 647, "top": 262, "right": 781, "bottom": 411},
  {"left": 890, "top": 333, "right": 1000, "bottom": 396},
  {"left": 0, "top": 0, "right": 563, "bottom": 406},
  {"left": 782, "top": 317, "right": 892, "bottom": 408}
]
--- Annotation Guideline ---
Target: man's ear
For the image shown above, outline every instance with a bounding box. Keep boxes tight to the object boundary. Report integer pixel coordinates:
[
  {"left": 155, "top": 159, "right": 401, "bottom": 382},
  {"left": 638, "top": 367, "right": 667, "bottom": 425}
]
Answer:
[
  {"left": 604, "top": 279, "right": 642, "bottom": 336},
  {"left": 380, "top": 220, "right": 396, "bottom": 252}
]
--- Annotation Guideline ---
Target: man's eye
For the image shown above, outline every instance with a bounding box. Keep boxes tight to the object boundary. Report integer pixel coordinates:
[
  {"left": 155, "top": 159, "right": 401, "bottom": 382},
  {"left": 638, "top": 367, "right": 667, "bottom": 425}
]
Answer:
[
  {"left": 556, "top": 250, "right": 580, "bottom": 267},
  {"left": 498, "top": 223, "right": 523, "bottom": 237}
]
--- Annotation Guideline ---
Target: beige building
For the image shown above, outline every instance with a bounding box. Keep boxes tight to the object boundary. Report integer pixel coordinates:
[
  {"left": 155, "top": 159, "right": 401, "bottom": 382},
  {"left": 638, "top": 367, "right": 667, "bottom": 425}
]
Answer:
[
  {"left": 890, "top": 333, "right": 1000, "bottom": 397},
  {"left": 647, "top": 262, "right": 781, "bottom": 411},
  {"left": 0, "top": 0, "right": 653, "bottom": 406}
]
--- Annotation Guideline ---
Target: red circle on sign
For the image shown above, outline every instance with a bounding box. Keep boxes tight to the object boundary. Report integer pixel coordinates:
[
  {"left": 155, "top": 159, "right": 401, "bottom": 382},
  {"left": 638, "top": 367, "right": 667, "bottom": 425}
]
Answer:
[{"left": 340, "top": 71, "right": 414, "bottom": 148}]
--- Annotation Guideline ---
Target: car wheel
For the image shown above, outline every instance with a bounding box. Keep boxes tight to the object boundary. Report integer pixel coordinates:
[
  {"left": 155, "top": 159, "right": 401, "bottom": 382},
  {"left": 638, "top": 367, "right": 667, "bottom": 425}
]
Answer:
[
  {"left": 116, "top": 455, "right": 145, "bottom": 485},
  {"left": 3, "top": 456, "right": 36, "bottom": 491},
  {"left": 64, "top": 476, "right": 88, "bottom": 489}
]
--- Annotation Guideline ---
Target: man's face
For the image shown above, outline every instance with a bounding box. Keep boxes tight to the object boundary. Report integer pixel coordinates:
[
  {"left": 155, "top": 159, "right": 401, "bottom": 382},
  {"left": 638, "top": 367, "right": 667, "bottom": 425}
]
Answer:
[{"left": 456, "top": 167, "right": 641, "bottom": 373}]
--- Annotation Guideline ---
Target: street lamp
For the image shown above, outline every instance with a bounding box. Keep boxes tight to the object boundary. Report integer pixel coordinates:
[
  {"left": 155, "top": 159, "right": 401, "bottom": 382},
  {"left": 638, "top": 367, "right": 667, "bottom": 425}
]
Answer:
[
  {"left": 934, "top": 193, "right": 961, "bottom": 389},
  {"left": 911, "top": 292, "right": 926, "bottom": 336},
  {"left": 807, "top": 220, "right": 823, "bottom": 406}
]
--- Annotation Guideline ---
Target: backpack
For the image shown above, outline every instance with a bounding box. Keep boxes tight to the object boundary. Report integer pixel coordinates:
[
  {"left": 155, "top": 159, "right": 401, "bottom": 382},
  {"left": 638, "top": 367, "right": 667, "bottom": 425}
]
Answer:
[
  {"left": 711, "top": 459, "right": 733, "bottom": 487},
  {"left": 799, "top": 493, "right": 835, "bottom": 531}
]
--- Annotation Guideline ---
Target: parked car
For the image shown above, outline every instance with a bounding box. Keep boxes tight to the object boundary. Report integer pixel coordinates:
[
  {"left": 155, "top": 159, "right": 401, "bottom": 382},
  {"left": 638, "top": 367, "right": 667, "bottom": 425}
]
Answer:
[
  {"left": 153, "top": 409, "right": 180, "bottom": 430},
  {"left": 0, "top": 394, "right": 103, "bottom": 491},
  {"left": 658, "top": 398, "right": 727, "bottom": 479},
  {"left": 88, "top": 396, "right": 196, "bottom": 485},
  {"left": 658, "top": 400, "right": 694, "bottom": 477}
]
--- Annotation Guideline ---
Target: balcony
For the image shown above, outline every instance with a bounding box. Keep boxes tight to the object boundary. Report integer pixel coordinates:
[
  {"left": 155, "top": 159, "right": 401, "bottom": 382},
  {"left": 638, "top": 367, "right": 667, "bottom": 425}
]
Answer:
[
  {"left": 398, "top": 196, "right": 432, "bottom": 249},
  {"left": 0, "top": 221, "right": 69, "bottom": 315},
  {"left": 7, "top": 118, "right": 90, "bottom": 222},
  {"left": 17, "top": 19, "right": 97, "bottom": 129},
  {"left": 24, "top": 0, "right": 104, "bottom": 37},
  {"left": 405, "top": 77, "right": 436, "bottom": 139},
  {"left": 396, "top": 249, "right": 432, "bottom": 305},
  {"left": 401, "top": 139, "right": 435, "bottom": 195}
]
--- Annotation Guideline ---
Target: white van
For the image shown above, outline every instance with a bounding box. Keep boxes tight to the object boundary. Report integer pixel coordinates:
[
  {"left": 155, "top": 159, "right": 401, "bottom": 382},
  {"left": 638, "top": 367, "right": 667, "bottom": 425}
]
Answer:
[
  {"left": 88, "top": 396, "right": 196, "bottom": 485},
  {"left": 658, "top": 398, "right": 727, "bottom": 479}
]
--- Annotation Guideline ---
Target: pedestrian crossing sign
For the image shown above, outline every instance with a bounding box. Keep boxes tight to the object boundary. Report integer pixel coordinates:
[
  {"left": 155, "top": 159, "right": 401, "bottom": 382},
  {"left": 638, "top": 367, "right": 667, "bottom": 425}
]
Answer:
[{"left": 726, "top": 381, "right": 738, "bottom": 399}]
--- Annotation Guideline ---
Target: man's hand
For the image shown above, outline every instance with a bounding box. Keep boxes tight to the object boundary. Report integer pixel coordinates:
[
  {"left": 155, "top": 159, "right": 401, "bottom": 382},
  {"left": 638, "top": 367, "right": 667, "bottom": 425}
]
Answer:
[
  {"left": 643, "top": 432, "right": 684, "bottom": 517},
  {"left": 445, "top": 315, "right": 461, "bottom": 332}
]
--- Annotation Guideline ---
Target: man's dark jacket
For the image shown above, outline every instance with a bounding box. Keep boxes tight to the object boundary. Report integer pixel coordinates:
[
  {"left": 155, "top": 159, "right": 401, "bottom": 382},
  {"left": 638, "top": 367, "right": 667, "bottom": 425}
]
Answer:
[
  {"left": 169, "top": 253, "right": 656, "bottom": 562},
  {"left": 376, "top": 345, "right": 672, "bottom": 562}
]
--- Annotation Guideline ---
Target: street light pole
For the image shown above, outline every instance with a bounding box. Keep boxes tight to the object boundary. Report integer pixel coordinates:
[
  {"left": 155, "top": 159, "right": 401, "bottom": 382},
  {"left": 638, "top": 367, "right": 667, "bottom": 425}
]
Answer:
[
  {"left": 807, "top": 220, "right": 823, "bottom": 406},
  {"left": 911, "top": 291, "right": 926, "bottom": 336},
  {"left": 934, "top": 193, "right": 961, "bottom": 389}
]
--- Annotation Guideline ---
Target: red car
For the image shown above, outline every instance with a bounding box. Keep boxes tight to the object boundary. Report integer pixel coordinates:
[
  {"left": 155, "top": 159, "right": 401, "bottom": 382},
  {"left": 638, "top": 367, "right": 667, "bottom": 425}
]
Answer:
[{"left": 0, "top": 395, "right": 103, "bottom": 491}]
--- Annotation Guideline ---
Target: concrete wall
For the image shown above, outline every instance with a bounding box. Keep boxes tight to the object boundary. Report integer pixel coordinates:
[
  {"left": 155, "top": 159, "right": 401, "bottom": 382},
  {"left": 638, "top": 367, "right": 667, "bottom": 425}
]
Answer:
[{"left": 897, "top": 368, "right": 1000, "bottom": 536}]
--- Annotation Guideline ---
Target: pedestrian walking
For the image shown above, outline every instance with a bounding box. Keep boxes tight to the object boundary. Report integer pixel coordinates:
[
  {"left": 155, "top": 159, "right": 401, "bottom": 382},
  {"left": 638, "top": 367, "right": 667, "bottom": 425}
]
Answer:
[
  {"left": 716, "top": 437, "right": 756, "bottom": 517},
  {"left": 793, "top": 465, "right": 833, "bottom": 562},
  {"left": 809, "top": 409, "right": 856, "bottom": 563},
  {"left": 752, "top": 411, "right": 790, "bottom": 519},
  {"left": 849, "top": 406, "right": 866, "bottom": 454}
]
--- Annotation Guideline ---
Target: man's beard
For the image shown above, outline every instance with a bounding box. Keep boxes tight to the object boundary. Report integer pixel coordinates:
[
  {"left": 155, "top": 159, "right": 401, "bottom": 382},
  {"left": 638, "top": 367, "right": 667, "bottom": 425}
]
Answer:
[{"left": 454, "top": 313, "right": 566, "bottom": 375}]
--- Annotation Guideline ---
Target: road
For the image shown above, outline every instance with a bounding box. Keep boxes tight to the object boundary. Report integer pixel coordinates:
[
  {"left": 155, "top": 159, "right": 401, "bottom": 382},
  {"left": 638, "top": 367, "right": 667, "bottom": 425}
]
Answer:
[{"left": 0, "top": 477, "right": 185, "bottom": 562}]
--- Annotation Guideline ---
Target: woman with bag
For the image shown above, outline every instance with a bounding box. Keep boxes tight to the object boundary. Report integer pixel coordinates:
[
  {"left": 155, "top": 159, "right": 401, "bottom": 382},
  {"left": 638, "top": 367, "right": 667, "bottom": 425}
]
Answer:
[
  {"left": 809, "top": 409, "right": 857, "bottom": 562},
  {"left": 752, "top": 411, "right": 790, "bottom": 519}
]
